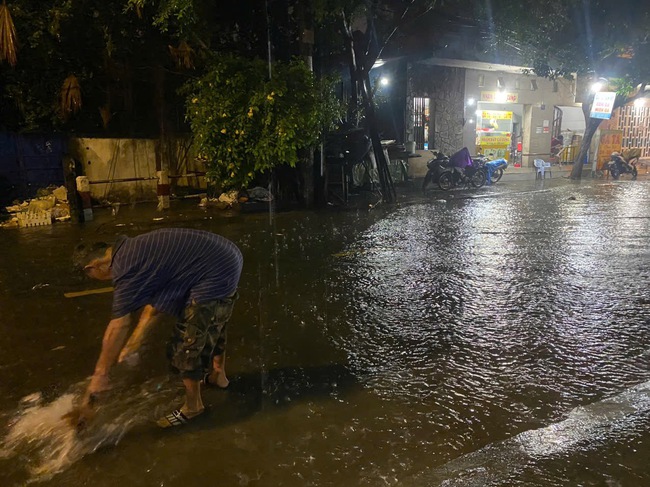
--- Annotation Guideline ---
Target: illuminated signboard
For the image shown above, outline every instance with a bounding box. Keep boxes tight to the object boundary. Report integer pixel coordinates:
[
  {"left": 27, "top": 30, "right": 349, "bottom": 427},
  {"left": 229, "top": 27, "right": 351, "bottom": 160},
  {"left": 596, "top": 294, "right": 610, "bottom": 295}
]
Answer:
[
  {"left": 481, "top": 110, "right": 512, "bottom": 120},
  {"left": 480, "top": 91, "right": 519, "bottom": 103},
  {"left": 479, "top": 135, "right": 511, "bottom": 145},
  {"left": 590, "top": 92, "right": 616, "bottom": 119}
]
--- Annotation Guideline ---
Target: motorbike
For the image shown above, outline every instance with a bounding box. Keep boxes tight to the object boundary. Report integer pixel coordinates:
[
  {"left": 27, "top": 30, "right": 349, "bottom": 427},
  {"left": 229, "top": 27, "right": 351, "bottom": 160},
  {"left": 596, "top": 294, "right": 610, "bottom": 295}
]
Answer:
[
  {"left": 422, "top": 151, "right": 450, "bottom": 192},
  {"left": 483, "top": 157, "right": 508, "bottom": 184},
  {"left": 608, "top": 154, "right": 637, "bottom": 180},
  {"left": 437, "top": 147, "right": 486, "bottom": 190}
]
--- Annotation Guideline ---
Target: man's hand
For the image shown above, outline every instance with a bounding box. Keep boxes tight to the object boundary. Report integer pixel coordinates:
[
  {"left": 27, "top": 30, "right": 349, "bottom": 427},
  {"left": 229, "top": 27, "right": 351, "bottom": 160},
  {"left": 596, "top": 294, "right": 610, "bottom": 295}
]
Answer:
[
  {"left": 64, "top": 373, "right": 110, "bottom": 431},
  {"left": 64, "top": 397, "right": 97, "bottom": 432},
  {"left": 63, "top": 382, "right": 106, "bottom": 432}
]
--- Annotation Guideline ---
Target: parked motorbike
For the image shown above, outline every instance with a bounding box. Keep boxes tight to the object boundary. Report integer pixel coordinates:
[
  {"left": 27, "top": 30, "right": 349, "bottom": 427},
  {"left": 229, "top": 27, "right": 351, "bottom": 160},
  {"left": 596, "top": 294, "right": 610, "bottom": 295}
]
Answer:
[
  {"left": 483, "top": 157, "right": 508, "bottom": 184},
  {"left": 422, "top": 151, "right": 450, "bottom": 192},
  {"left": 437, "top": 147, "right": 486, "bottom": 190},
  {"left": 608, "top": 152, "right": 637, "bottom": 180}
]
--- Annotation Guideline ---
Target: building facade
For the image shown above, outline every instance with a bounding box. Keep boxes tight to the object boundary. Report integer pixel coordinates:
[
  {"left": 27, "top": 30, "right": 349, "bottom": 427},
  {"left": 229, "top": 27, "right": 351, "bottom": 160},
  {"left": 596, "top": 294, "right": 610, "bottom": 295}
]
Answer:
[{"left": 405, "top": 58, "right": 578, "bottom": 168}]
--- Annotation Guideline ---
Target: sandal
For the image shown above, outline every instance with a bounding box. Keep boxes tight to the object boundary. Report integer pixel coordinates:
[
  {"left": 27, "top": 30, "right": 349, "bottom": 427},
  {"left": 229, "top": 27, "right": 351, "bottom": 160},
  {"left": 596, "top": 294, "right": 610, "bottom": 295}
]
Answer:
[{"left": 157, "top": 409, "right": 203, "bottom": 428}]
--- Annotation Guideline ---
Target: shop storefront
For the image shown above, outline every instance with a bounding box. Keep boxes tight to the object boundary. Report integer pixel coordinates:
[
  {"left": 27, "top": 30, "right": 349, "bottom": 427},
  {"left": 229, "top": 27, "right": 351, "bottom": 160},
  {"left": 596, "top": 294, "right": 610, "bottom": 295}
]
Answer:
[
  {"left": 473, "top": 89, "right": 524, "bottom": 163},
  {"left": 476, "top": 107, "right": 516, "bottom": 161},
  {"left": 406, "top": 59, "right": 578, "bottom": 170}
]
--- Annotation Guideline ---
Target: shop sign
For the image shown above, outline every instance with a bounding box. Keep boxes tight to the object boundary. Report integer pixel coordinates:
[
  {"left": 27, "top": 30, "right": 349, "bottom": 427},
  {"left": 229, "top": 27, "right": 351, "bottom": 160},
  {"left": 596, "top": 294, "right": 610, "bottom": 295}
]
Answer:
[
  {"left": 590, "top": 92, "right": 616, "bottom": 119},
  {"left": 480, "top": 91, "right": 519, "bottom": 103},
  {"left": 481, "top": 110, "right": 512, "bottom": 120},
  {"left": 478, "top": 135, "right": 511, "bottom": 145}
]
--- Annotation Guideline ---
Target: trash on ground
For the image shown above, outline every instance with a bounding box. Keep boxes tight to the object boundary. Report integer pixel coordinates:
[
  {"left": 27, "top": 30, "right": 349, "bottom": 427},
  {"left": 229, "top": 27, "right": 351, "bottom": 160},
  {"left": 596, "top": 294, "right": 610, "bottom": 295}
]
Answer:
[{"left": 2, "top": 185, "right": 71, "bottom": 229}]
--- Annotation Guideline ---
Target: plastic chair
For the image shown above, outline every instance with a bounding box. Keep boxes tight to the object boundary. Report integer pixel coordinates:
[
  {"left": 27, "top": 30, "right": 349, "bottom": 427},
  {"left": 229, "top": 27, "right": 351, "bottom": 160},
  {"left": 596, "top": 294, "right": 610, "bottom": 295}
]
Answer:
[{"left": 534, "top": 159, "right": 552, "bottom": 179}]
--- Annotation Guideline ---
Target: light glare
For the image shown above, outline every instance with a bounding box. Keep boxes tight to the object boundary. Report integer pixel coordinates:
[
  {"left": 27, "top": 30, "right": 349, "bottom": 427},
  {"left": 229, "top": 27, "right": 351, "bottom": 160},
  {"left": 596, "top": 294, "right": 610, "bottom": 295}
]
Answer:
[{"left": 591, "top": 82, "right": 603, "bottom": 93}]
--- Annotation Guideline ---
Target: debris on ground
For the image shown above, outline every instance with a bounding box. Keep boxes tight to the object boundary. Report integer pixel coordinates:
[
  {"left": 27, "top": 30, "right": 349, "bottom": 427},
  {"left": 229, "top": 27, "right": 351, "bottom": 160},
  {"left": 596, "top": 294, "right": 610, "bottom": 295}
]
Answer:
[
  {"left": 198, "top": 187, "right": 271, "bottom": 210},
  {"left": 246, "top": 186, "right": 273, "bottom": 202},
  {"left": 2, "top": 186, "right": 71, "bottom": 229}
]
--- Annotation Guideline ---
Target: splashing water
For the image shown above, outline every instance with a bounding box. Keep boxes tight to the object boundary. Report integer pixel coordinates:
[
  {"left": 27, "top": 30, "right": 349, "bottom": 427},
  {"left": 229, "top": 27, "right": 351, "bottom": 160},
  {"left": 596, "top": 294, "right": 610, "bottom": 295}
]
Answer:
[{"left": 0, "top": 377, "right": 179, "bottom": 484}]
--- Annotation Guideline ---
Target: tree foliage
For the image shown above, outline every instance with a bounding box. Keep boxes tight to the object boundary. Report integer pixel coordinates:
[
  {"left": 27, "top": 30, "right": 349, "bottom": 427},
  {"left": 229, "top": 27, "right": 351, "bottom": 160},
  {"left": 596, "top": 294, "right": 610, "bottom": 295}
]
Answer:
[
  {"left": 485, "top": 0, "right": 650, "bottom": 84},
  {"left": 0, "top": 0, "right": 188, "bottom": 134},
  {"left": 184, "top": 56, "right": 341, "bottom": 190}
]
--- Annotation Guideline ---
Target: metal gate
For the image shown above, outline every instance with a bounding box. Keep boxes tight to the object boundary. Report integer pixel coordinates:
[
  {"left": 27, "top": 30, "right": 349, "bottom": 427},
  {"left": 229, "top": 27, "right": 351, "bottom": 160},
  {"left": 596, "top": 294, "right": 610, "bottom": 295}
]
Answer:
[
  {"left": 413, "top": 97, "right": 430, "bottom": 150},
  {"left": 0, "top": 133, "right": 65, "bottom": 205}
]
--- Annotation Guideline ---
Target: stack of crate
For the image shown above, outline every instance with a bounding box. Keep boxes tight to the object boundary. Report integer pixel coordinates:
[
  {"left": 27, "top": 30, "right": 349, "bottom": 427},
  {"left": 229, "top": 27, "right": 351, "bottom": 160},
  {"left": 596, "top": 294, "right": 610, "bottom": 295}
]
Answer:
[{"left": 16, "top": 210, "right": 52, "bottom": 228}]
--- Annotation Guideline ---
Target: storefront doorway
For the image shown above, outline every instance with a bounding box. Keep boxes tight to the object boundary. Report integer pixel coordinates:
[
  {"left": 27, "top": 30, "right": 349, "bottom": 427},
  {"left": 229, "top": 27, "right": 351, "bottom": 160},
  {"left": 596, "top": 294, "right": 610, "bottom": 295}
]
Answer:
[{"left": 475, "top": 103, "right": 523, "bottom": 162}]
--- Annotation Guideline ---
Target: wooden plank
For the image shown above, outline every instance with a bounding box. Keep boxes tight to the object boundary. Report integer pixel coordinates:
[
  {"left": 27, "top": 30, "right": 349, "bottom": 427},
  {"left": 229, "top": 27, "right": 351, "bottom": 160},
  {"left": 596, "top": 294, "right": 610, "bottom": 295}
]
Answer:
[{"left": 64, "top": 287, "right": 114, "bottom": 298}]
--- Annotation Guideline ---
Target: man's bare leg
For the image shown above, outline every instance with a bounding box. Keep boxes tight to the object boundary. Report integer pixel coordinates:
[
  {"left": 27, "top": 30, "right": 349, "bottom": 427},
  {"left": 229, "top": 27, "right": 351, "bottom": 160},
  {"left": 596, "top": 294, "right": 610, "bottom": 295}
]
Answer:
[
  {"left": 205, "top": 352, "right": 229, "bottom": 388},
  {"left": 157, "top": 377, "right": 205, "bottom": 427},
  {"left": 180, "top": 378, "right": 205, "bottom": 417}
]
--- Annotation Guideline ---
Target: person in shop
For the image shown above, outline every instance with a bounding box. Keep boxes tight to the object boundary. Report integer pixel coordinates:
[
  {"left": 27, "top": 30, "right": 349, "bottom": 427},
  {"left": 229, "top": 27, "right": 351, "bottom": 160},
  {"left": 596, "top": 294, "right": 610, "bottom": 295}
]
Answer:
[
  {"left": 550, "top": 135, "right": 564, "bottom": 163},
  {"left": 68, "top": 228, "right": 243, "bottom": 429}
]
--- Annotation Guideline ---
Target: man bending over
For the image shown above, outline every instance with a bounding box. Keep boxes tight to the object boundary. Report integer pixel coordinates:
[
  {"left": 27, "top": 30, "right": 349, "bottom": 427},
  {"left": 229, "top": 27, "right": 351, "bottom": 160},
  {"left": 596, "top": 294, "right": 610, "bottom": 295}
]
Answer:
[{"left": 73, "top": 228, "right": 243, "bottom": 428}]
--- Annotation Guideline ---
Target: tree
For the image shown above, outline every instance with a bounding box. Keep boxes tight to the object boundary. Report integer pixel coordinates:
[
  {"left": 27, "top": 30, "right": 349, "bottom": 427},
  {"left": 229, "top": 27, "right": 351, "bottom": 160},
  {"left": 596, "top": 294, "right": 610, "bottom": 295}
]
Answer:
[
  {"left": 184, "top": 55, "right": 340, "bottom": 191},
  {"left": 485, "top": 0, "right": 650, "bottom": 179},
  {"left": 312, "top": 0, "right": 467, "bottom": 202},
  {"left": 0, "top": 0, "right": 189, "bottom": 135},
  {"left": 142, "top": 0, "right": 485, "bottom": 203}
]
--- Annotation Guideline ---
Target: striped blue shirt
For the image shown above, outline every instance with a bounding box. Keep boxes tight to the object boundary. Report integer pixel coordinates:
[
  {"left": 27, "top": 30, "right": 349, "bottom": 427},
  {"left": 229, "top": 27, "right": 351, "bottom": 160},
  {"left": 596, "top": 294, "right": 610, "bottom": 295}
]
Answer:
[{"left": 110, "top": 228, "right": 243, "bottom": 318}]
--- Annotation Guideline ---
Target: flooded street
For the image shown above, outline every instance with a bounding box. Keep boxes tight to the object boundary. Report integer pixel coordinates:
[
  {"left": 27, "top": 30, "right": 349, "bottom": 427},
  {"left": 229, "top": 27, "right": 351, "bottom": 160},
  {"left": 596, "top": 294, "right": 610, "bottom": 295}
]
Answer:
[{"left": 1, "top": 178, "right": 650, "bottom": 486}]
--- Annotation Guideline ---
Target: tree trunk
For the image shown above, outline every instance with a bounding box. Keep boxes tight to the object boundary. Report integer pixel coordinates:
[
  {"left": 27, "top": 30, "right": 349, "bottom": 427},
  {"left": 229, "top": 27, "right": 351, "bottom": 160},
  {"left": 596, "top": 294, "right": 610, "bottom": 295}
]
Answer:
[
  {"left": 342, "top": 16, "right": 395, "bottom": 203},
  {"left": 361, "top": 73, "right": 395, "bottom": 203},
  {"left": 569, "top": 91, "right": 642, "bottom": 179},
  {"left": 570, "top": 102, "right": 602, "bottom": 180}
]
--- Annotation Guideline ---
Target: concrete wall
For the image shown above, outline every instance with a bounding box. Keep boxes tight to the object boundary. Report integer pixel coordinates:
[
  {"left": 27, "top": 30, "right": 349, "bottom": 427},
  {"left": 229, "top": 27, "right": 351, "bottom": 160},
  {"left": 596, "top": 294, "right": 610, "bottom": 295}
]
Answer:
[
  {"left": 463, "top": 69, "right": 576, "bottom": 109},
  {"left": 407, "top": 64, "right": 465, "bottom": 154},
  {"left": 69, "top": 137, "right": 204, "bottom": 202},
  {"left": 408, "top": 149, "right": 434, "bottom": 178},
  {"left": 69, "top": 138, "right": 157, "bottom": 201}
]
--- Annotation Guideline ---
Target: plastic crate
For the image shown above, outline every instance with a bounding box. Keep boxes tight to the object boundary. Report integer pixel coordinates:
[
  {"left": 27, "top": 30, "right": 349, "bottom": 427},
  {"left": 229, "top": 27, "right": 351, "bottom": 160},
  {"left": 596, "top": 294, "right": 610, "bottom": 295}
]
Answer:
[{"left": 16, "top": 210, "right": 52, "bottom": 228}]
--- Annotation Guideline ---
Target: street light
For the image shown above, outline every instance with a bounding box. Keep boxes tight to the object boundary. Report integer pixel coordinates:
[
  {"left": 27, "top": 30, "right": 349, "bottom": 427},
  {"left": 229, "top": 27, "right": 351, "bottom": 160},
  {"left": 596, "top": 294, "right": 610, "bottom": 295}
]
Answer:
[
  {"left": 380, "top": 77, "right": 390, "bottom": 87},
  {"left": 467, "top": 97, "right": 476, "bottom": 106},
  {"left": 590, "top": 81, "right": 603, "bottom": 93},
  {"left": 591, "top": 77, "right": 609, "bottom": 93}
]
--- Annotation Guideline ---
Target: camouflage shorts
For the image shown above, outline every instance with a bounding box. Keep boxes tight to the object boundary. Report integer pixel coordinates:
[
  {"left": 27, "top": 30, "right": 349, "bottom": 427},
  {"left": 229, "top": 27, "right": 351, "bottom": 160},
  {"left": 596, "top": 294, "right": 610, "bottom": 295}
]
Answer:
[{"left": 168, "top": 294, "right": 237, "bottom": 380}]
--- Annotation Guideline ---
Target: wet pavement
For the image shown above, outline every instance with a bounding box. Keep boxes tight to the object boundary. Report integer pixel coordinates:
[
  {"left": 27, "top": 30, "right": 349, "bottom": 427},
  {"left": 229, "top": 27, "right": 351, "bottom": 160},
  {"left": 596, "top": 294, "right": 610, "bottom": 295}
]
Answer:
[{"left": 1, "top": 177, "right": 649, "bottom": 486}]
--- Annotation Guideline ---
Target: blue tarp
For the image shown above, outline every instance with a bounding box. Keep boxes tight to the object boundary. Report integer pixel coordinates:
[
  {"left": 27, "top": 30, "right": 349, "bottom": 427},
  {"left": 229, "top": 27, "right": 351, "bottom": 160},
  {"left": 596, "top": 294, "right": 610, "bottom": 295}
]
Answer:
[{"left": 485, "top": 158, "right": 508, "bottom": 184}]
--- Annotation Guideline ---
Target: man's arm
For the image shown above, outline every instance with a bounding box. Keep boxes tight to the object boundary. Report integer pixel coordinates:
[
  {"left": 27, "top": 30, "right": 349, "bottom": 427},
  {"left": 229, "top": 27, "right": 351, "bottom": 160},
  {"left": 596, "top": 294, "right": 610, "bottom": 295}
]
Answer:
[
  {"left": 118, "top": 305, "right": 163, "bottom": 364},
  {"left": 68, "top": 314, "right": 132, "bottom": 430},
  {"left": 86, "top": 314, "right": 133, "bottom": 397}
]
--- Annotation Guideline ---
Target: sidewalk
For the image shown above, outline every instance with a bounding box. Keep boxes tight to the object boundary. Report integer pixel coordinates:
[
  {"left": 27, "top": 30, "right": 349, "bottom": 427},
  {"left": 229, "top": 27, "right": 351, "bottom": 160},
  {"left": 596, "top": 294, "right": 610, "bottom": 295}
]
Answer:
[
  {"left": 497, "top": 162, "right": 650, "bottom": 182},
  {"left": 501, "top": 163, "right": 571, "bottom": 182}
]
